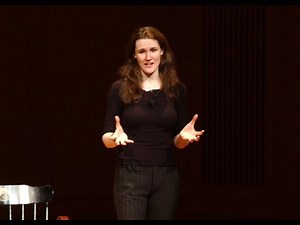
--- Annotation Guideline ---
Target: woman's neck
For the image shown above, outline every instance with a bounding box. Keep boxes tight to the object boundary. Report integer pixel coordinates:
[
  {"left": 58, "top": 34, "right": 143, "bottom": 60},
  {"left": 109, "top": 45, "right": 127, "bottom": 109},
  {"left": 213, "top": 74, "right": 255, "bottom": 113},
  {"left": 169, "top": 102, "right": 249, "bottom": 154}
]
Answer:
[{"left": 141, "top": 73, "right": 161, "bottom": 91}]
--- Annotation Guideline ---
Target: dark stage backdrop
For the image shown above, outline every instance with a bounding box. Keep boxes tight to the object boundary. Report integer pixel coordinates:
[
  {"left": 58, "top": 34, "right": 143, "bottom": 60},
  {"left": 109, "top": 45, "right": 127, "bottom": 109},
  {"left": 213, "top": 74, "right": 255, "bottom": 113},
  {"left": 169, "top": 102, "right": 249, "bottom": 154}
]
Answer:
[{"left": 0, "top": 5, "right": 299, "bottom": 220}]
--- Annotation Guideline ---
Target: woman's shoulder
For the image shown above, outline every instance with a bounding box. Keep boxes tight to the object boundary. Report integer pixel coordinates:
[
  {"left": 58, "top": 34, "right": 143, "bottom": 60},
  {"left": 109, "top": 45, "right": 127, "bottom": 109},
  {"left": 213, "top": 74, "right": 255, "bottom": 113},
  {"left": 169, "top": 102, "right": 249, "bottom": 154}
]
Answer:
[
  {"left": 110, "top": 78, "right": 124, "bottom": 90},
  {"left": 107, "top": 79, "right": 124, "bottom": 101},
  {"left": 176, "top": 81, "right": 186, "bottom": 94},
  {"left": 177, "top": 81, "right": 186, "bottom": 90}
]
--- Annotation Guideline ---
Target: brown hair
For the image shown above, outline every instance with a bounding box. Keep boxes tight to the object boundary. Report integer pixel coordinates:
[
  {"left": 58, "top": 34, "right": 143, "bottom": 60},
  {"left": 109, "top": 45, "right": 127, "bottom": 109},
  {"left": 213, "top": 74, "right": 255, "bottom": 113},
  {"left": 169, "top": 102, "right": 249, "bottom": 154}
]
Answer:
[{"left": 118, "top": 26, "right": 183, "bottom": 104}]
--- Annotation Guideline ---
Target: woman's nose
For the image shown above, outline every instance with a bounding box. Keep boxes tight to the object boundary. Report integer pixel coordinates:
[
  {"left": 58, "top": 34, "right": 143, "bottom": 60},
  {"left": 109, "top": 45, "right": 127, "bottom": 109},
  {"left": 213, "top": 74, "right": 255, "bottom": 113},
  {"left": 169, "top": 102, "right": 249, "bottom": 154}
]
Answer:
[{"left": 145, "top": 52, "right": 151, "bottom": 59}]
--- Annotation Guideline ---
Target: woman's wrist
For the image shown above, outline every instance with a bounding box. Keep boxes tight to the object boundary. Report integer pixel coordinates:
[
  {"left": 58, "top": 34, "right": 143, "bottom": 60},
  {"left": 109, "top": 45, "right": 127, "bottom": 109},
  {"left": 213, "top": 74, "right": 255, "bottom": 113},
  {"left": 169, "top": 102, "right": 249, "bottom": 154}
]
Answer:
[
  {"left": 174, "top": 133, "right": 189, "bottom": 149},
  {"left": 102, "top": 132, "right": 117, "bottom": 148}
]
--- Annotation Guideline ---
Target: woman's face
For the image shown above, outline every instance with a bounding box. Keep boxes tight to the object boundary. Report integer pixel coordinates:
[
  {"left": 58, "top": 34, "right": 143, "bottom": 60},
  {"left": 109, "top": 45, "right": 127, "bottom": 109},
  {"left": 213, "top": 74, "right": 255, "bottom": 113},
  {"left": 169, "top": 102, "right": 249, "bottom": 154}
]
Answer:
[{"left": 134, "top": 38, "right": 163, "bottom": 77}]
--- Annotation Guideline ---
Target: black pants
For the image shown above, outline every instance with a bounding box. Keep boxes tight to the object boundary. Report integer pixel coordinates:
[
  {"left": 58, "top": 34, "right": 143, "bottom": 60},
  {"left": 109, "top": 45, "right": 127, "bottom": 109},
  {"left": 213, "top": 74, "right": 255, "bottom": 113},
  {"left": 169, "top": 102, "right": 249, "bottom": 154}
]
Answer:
[{"left": 113, "top": 162, "right": 180, "bottom": 220}]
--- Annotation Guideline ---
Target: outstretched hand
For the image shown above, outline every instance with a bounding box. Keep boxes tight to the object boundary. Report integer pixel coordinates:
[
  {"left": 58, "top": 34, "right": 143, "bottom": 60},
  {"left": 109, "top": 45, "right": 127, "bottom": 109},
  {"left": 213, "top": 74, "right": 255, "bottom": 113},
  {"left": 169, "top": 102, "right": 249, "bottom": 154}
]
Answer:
[
  {"left": 179, "top": 114, "right": 205, "bottom": 143},
  {"left": 110, "top": 116, "right": 134, "bottom": 146}
]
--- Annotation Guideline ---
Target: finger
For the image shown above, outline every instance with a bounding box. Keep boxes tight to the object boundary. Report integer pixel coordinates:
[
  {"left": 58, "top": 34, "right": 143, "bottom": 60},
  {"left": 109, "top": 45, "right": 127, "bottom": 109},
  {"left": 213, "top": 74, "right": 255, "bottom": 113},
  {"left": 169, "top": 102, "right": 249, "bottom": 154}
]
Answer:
[
  {"left": 116, "top": 137, "right": 134, "bottom": 145},
  {"left": 114, "top": 137, "right": 121, "bottom": 145},
  {"left": 125, "top": 139, "right": 134, "bottom": 144},
  {"left": 115, "top": 116, "right": 124, "bottom": 132},
  {"left": 115, "top": 115, "right": 120, "bottom": 126},
  {"left": 190, "top": 114, "right": 198, "bottom": 125},
  {"left": 117, "top": 140, "right": 125, "bottom": 146},
  {"left": 197, "top": 130, "right": 205, "bottom": 135},
  {"left": 195, "top": 131, "right": 204, "bottom": 141},
  {"left": 121, "top": 138, "right": 131, "bottom": 145},
  {"left": 193, "top": 114, "right": 198, "bottom": 120}
]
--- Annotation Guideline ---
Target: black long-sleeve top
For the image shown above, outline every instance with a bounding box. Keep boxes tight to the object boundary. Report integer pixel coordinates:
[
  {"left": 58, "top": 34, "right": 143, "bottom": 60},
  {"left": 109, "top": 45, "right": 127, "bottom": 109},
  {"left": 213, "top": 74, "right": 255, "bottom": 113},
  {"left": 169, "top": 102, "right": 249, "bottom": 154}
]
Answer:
[{"left": 103, "top": 79, "right": 188, "bottom": 166}]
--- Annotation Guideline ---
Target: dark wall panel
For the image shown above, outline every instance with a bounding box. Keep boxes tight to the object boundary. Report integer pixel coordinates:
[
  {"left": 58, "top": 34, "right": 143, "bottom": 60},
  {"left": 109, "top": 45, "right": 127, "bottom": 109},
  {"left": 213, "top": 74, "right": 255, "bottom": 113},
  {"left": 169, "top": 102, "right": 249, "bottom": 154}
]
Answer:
[{"left": 202, "top": 5, "right": 265, "bottom": 187}]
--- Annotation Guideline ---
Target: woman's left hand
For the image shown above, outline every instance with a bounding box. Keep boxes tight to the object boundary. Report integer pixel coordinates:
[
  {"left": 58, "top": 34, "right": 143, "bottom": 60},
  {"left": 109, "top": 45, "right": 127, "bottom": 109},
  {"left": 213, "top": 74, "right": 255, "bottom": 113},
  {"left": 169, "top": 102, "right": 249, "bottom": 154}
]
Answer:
[{"left": 179, "top": 114, "right": 205, "bottom": 143}]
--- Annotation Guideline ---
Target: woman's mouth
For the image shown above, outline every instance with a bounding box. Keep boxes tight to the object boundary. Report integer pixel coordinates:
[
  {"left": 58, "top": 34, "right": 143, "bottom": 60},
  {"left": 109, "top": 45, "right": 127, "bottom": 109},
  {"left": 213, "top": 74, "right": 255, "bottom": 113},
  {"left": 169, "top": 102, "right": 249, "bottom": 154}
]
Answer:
[{"left": 144, "top": 62, "right": 154, "bottom": 67}]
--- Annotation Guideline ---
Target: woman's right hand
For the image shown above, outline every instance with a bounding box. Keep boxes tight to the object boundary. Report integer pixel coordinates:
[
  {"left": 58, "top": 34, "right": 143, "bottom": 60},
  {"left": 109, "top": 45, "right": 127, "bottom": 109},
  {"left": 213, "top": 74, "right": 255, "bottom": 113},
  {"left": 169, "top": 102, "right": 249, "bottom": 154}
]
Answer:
[{"left": 110, "top": 116, "right": 134, "bottom": 146}]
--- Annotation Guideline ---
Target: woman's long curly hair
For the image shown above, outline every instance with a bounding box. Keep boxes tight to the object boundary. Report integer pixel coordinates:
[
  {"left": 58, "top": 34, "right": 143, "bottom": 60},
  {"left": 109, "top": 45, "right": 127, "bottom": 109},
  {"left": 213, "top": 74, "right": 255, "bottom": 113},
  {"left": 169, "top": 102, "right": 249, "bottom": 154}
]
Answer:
[{"left": 118, "top": 26, "right": 183, "bottom": 105}]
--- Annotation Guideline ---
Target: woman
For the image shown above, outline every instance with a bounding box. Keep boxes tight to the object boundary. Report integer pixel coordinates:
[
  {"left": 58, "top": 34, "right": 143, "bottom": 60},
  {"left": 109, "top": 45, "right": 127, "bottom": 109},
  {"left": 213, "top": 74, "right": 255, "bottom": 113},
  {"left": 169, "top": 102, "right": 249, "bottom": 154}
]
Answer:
[{"left": 102, "top": 26, "right": 204, "bottom": 220}]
